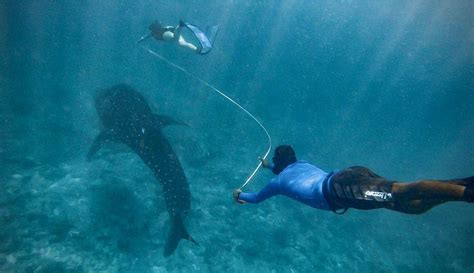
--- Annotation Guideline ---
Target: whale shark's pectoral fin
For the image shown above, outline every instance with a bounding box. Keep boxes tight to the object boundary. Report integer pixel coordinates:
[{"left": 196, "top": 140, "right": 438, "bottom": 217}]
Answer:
[
  {"left": 163, "top": 218, "right": 197, "bottom": 257},
  {"left": 153, "top": 114, "right": 188, "bottom": 128},
  {"left": 86, "top": 130, "right": 118, "bottom": 161}
]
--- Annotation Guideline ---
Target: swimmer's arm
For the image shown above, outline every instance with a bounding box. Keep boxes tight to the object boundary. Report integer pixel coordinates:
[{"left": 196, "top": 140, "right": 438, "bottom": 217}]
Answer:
[
  {"left": 259, "top": 157, "right": 274, "bottom": 170},
  {"left": 239, "top": 178, "right": 280, "bottom": 204}
]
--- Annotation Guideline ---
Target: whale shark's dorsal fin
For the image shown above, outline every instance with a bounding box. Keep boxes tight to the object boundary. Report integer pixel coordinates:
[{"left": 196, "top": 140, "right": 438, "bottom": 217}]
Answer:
[
  {"left": 153, "top": 114, "right": 188, "bottom": 128},
  {"left": 86, "top": 129, "right": 119, "bottom": 161}
]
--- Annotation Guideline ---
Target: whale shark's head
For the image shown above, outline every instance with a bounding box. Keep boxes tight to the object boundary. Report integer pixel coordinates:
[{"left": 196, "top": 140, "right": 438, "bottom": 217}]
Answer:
[{"left": 94, "top": 84, "right": 153, "bottom": 130}]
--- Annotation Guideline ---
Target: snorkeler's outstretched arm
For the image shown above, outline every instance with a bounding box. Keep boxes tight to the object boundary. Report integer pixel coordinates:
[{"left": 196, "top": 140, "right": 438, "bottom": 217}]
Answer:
[
  {"left": 136, "top": 33, "right": 151, "bottom": 44},
  {"left": 237, "top": 178, "right": 280, "bottom": 204}
]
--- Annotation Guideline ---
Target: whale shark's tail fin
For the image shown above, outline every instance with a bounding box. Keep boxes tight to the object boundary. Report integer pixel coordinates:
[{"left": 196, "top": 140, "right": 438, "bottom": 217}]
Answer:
[{"left": 163, "top": 218, "right": 197, "bottom": 257}]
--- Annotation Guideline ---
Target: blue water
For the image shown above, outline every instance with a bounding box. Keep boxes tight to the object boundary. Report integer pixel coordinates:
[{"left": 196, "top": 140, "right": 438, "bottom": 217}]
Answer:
[{"left": 1, "top": 1, "right": 473, "bottom": 272}]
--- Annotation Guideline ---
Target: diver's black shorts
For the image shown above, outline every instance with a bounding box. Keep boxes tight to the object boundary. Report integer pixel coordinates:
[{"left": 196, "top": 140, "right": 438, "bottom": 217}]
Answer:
[{"left": 326, "top": 166, "right": 395, "bottom": 211}]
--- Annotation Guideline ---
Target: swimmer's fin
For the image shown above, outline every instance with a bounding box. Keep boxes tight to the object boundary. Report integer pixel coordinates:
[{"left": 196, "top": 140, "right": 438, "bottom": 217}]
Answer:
[
  {"left": 465, "top": 183, "right": 474, "bottom": 203},
  {"left": 180, "top": 21, "right": 218, "bottom": 54}
]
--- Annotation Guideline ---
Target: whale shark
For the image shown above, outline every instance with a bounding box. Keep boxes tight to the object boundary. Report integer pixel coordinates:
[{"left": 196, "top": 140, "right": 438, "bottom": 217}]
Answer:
[{"left": 87, "top": 83, "right": 196, "bottom": 257}]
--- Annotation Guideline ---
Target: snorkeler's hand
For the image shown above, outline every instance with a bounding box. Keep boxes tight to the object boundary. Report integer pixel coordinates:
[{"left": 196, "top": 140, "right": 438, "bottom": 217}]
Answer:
[
  {"left": 233, "top": 189, "right": 245, "bottom": 204},
  {"left": 136, "top": 33, "right": 151, "bottom": 44},
  {"left": 258, "top": 157, "right": 271, "bottom": 169}
]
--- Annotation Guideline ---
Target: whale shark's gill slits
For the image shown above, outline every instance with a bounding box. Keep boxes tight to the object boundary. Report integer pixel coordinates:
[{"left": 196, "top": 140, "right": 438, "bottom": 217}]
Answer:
[{"left": 140, "top": 45, "right": 272, "bottom": 190}]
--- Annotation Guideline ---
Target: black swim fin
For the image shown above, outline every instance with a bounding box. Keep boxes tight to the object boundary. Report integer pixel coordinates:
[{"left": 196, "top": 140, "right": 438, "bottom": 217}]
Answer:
[{"left": 465, "top": 184, "right": 474, "bottom": 203}]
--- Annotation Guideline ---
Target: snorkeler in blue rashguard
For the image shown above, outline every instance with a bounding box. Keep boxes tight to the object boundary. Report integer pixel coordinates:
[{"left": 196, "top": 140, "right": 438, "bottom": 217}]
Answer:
[{"left": 233, "top": 145, "right": 473, "bottom": 214}]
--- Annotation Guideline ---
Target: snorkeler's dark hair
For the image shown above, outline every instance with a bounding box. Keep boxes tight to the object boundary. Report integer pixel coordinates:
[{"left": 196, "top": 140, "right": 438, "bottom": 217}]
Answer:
[
  {"left": 148, "top": 20, "right": 167, "bottom": 40},
  {"left": 149, "top": 20, "right": 163, "bottom": 32},
  {"left": 272, "top": 145, "right": 297, "bottom": 175}
]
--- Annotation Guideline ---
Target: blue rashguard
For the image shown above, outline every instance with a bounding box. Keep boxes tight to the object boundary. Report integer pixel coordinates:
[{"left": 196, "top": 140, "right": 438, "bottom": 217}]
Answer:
[{"left": 239, "top": 161, "right": 333, "bottom": 210}]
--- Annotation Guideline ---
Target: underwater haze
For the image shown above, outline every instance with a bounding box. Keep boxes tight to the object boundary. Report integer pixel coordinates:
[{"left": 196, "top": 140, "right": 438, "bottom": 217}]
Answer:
[{"left": 1, "top": 0, "right": 473, "bottom": 272}]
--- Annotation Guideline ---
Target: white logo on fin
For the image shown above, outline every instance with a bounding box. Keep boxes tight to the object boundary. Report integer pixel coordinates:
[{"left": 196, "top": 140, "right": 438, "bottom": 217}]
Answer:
[{"left": 364, "top": 191, "right": 392, "bottom": 200}]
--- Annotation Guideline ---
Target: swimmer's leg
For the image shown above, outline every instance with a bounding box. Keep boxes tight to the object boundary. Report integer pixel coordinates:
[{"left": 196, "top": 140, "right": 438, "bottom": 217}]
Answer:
[
  {"left": 392, "top": 180, "right": 466, "bottom": 201},
  {"left": 178, "top": 36, "right": 198, "bottom": 52},
  {"left": 389, "top": 199, "right": 446, "bottom": 214},
  {"left": 387, "top": 177, "right": 473, "bottom": 214},
  {"left": 173, "top": 22, "right": 198, "bottom": 52}
]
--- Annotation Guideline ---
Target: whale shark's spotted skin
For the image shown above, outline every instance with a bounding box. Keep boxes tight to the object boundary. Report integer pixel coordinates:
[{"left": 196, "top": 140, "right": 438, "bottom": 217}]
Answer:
[{"left": 87, "top": 84, "right": 195, "bottom": 257}]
